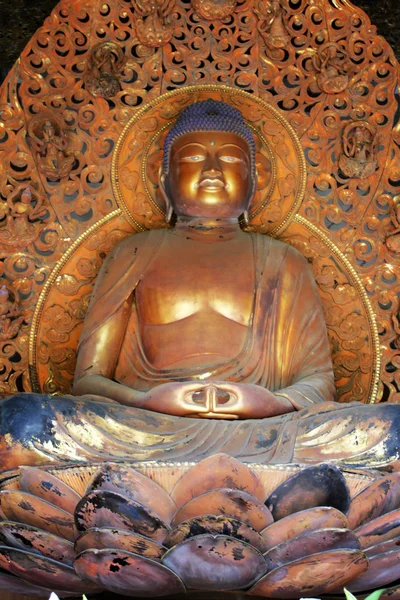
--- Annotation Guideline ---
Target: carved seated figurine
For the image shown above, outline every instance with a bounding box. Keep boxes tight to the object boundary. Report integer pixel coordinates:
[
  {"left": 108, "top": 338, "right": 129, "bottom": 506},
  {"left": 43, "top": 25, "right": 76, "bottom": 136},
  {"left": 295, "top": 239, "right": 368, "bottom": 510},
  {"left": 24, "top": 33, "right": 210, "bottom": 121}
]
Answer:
[{"left": 1, "top": 100, "right": 400, "bottom": 472}]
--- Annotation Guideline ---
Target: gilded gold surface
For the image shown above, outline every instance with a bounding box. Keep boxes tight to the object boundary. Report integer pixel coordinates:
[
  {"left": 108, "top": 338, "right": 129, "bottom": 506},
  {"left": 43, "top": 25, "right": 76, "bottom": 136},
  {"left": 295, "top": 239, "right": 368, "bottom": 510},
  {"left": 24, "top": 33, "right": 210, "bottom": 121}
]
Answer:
[
  {"left": 0, "top": 1, "right": 400, "bottom": 598},
  {"left": 0, "top": 0, "right": 397, "bottom": 403}
]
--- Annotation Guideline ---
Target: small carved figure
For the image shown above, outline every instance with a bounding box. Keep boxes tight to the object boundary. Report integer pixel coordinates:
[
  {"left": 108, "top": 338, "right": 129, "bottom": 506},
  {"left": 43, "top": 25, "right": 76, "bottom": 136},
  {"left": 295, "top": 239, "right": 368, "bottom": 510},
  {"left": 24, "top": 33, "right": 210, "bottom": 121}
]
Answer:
[
  {"left": 0, "top": 284, "right": 26, "bottom": 342},
  {"left": 254, "top": 0, "right": 289, "bottom": 50},
  {"left": 386, "top": 198, "right": 400, "bottom": 254},
  {"left": 339, "top": 121, "right": 378, "bottom": 179},
  {"left": 85, "top": 42, "right": 124, "bottom": 98},
  {"left": 313, "top": 42, "right": 352, "bottom": 94},
  {"left": 0, "top": 185, "right": 47, "bottom": 245},
  {"left": 30, "top": 118, "right": 75, "bottom": 181},
  {"left": 191, "top": 0, "right": 237, "bottom": 20},
  {"left": 132, "top": 0, "right": 175, "bottom": 48}
]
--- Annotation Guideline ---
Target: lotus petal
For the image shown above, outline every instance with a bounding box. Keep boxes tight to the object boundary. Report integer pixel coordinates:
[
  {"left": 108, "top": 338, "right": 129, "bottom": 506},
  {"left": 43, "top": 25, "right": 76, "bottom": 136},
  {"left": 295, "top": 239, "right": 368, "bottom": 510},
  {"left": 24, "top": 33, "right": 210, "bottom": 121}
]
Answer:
[
  {"left": 75, "top": 490, "right": 169, "bottom": 542},
  {"left": 162, "top": 534, "right": 267, "bottom": 590},
  {"left": 365, "top": 535, "right": 400, "bottom": 557},
  {"left": 74, "top": 548, "right": 185, "bottom": 596},
  {"left": 355, "top": 509, "right": 400, "bottom": 549},
  {"left": 0, "top": 546, "right": 100, "bottom": 593},
  {"left": 0, "top": 522, "right": 75, "bottom": 565},
  {"left": 170, "top": 454, "right": 266, "bottom": 507},
  {"left": 265, "top": 464, "right": 350, "bottom": 521},
  {"left": 264, "top": 527, "right": 360, "bottom": 571},
  {"left": 0, "top": 491, "right": 76, "bottom": 541},
  {"left": 163, "top": 514, "right": 268, "bottom": 552},
  {"left": 347, "top": 473, "right": 400, "bottom": 529},
  {"left": 87, "top": 464, "right": 176, "bottom": 523},
  {"left": 249, "top": 549, "right": 368, "bottom": 598},
  {"left": 0, "top": 571, "right": 78, "bottom": 597},
  {"left": 261, "top": 506, "right": 348, "bottom": 549},
  {"left": 347, "top": 548, "right": 400, "bottom": 592},
  {"left": 20, "top": 467, "right": 81, "bottom": 515},
  {"left": 172, "top": 488, "right": 273, "bottom": 531},
  {"left": 75, "top": 527, "right": 166, "bottom": 559}
]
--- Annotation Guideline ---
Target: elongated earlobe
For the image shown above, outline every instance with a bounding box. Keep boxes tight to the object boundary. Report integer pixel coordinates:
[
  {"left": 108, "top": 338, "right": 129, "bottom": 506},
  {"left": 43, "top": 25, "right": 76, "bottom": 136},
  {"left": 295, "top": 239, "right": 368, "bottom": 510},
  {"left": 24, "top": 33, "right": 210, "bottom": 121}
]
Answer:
[
  {"left": 243, "top": 209, "right": 249, "bottom": 226},
  {"left": 166, "top": 203, "right": 174, "bottom": 223},
  {"left": 159, "top": 169, "right": 174, "bottom": 223}
]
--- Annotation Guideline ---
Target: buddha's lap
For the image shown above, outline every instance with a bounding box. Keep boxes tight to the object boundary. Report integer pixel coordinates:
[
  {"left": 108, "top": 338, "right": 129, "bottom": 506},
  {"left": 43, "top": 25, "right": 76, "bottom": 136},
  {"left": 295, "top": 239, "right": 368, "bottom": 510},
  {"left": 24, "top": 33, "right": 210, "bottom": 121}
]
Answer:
[{"left": 0, "top": 393, "right": 400, "bottom": 470}]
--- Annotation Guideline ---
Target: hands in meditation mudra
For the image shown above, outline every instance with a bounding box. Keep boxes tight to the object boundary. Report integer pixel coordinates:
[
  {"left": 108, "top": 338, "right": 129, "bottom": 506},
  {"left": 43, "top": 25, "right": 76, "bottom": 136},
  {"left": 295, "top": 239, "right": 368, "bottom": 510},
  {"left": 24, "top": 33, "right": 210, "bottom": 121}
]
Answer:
[{"left": 1, "top": 100, "right": 400, "bottom": 471}]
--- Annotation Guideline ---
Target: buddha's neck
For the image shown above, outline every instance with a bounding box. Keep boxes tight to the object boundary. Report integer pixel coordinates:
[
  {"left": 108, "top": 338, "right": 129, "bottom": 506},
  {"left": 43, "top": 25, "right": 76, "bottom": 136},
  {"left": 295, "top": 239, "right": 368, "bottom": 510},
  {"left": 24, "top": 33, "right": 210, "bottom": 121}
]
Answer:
[{"left": 174, "top": 216, "right": 243, "bottom": 242}]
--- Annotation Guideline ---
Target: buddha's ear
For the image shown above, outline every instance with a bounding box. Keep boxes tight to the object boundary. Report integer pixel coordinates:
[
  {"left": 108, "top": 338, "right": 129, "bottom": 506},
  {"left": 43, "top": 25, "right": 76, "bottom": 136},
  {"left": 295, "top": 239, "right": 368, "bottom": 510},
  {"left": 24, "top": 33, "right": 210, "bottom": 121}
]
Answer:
[
  {"left": 256, "top": 154, "right": 272, "bottom": 191},
  {"left": 159, "top": 167, "right": 173, "bottom": 223}
]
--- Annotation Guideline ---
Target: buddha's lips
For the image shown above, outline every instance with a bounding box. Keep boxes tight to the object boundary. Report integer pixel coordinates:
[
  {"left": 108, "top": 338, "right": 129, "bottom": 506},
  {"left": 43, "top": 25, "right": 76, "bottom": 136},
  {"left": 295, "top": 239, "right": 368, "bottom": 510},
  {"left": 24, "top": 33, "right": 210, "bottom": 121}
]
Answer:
[{"left": 198, "top": 178, "right": 225, "bottom": 189}]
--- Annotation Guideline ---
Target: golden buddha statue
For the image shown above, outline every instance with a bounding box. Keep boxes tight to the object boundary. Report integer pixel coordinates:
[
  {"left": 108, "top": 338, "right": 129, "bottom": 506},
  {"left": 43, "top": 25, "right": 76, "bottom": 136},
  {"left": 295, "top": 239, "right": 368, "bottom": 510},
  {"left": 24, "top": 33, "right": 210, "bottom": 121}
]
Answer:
[{"left": 0, "top": 99, "right": 399, "bottom": 472}]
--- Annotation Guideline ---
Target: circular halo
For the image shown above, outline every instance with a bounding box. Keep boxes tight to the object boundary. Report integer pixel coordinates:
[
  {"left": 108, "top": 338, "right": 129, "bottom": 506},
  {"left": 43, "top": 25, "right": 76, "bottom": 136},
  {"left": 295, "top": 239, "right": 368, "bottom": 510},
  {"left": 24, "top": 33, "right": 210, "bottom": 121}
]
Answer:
[{"left": 112, "top": 85, "right": 306, "bottom": 236}]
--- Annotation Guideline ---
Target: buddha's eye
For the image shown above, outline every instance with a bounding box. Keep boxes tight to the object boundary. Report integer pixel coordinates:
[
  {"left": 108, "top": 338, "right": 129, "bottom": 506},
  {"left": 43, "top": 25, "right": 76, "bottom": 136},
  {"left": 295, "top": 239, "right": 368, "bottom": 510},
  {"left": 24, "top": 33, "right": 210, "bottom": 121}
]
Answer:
[
  {"left": 180, "top": 155, "right": 205, "bottom": 162},
  {"left": 219, "top": 156, "right": 243, "bottom": 163}
]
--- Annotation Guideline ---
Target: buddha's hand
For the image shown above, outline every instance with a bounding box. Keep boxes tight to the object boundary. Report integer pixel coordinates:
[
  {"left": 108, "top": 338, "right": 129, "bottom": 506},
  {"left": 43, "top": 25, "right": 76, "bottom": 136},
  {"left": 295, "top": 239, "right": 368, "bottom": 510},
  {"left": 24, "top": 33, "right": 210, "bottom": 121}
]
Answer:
[
  {"left": 144, "top": 381, "right": 294, "bottom": 419},
  {"left": 143, "top": 382, "right": 222, "bottom": 418},
  {"left": 205, "top": 382, "right": 296, "bottom": 419}
]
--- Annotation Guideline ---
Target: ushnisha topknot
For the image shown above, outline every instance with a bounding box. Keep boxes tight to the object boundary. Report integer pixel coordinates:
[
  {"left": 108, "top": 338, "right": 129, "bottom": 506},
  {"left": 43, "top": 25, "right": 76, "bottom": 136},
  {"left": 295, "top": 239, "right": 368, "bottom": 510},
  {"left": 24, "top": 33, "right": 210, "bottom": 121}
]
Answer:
[{"left": 163, "top": 99, "right": 256, "bottom": 176}]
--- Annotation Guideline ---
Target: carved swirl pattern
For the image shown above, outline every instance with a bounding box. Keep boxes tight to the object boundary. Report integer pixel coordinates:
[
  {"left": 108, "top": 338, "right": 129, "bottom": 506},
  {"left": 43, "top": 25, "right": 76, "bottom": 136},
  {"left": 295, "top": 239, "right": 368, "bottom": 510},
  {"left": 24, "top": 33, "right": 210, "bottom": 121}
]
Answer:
[{"left": 0, "top": 0, "right": 398, "bottom": 403}]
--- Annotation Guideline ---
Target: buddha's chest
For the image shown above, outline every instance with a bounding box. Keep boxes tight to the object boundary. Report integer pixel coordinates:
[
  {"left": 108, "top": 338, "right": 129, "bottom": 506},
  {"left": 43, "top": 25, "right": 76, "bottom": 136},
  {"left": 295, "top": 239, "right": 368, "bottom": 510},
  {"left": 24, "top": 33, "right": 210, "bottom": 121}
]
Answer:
[{"left": 136, "top": 237, "right": 254, "bottom": 326}]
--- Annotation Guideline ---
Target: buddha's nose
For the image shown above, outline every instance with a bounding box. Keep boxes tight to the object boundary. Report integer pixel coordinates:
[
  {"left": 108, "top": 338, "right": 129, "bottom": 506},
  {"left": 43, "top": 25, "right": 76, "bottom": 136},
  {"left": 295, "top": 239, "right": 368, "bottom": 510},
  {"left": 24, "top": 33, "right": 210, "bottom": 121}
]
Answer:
[{"left": 203, "top": 154, "right": 222, "bottom": 174}]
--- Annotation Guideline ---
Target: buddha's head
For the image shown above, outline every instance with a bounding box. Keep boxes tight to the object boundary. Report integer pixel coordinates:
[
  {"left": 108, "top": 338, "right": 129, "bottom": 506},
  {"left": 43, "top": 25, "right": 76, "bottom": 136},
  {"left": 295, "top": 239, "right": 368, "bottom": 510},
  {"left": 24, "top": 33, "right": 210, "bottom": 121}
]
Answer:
[{"left": 160, "top": 99, "right": 257, "bottom": 223}]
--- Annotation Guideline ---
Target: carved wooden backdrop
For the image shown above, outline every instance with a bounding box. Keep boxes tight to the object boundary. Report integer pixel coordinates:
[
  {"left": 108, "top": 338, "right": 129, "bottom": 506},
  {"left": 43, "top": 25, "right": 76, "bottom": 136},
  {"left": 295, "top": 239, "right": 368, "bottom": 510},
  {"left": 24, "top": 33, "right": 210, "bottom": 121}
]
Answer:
[{"left": 0, "top": 0, "right": 399, "bottom": 403}]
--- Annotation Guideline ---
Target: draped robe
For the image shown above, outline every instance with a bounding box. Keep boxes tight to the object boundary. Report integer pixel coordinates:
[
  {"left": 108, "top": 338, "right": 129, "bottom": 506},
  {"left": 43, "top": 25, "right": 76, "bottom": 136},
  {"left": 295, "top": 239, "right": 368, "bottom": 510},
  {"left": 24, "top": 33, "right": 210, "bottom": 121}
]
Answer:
[
  {"left": 79, "top": 229, "right": 335, "bottom": 408},
  {"left": 1, "top": 230, "right": 400, "bottom": 472}
]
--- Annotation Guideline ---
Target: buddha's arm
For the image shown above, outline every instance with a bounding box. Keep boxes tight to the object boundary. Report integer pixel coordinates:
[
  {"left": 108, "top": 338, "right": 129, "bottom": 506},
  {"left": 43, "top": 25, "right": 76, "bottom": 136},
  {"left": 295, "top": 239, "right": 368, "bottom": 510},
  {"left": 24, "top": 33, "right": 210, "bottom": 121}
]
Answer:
[
  {"left": 270, "top": 246, "right": 336, "bottom": 410},
  {"left": 73, "top": 295, "right": 147, "bottom": 405}
]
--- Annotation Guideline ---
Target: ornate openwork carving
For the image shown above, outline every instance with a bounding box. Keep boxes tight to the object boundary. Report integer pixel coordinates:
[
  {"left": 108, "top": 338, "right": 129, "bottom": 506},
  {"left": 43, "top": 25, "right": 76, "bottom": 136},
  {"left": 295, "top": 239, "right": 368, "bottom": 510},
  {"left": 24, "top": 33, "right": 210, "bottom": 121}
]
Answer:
[{"left": 0, "top": 0, "right": 398, "bottom": 405}]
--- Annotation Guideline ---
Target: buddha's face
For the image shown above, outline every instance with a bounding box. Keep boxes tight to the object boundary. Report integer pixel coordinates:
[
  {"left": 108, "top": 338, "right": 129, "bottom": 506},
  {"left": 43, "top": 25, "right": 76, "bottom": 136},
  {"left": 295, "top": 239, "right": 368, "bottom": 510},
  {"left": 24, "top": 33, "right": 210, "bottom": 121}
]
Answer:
[{"left": 163, "top": 131, "right": 254, "bottom": 220}]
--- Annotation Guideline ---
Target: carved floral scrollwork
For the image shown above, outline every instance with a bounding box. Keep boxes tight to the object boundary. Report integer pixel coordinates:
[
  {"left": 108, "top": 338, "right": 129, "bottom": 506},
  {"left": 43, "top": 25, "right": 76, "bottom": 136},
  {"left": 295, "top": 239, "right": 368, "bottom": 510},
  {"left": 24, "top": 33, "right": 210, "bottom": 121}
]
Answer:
[
  {"left": 191, "top": 0, "right": 237, "bottom": 21},
  {"left": 339, "top": 121, "right": 378, "bottom": 180},
  {"left": 132, "top": 0, "right": 176, "bottom": 48},
  {"left": 312, "top": 43, "right": 352, "bottom": 94},
  {"left": 84, "top": 42, "right": 124, "bottom": 99},
  {"left": 254, "top": 0, "right": 289, "bottom": 50},
  {"left": 27, "top": 114, "right": 75, "bottom": 182}
]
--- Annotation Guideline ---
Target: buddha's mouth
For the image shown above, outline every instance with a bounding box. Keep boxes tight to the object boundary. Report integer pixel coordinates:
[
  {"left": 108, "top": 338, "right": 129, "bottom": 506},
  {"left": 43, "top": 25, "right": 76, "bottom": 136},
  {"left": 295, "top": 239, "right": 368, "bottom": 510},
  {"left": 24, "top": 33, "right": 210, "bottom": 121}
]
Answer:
[{"left": 198, "top": 178, "right": 225, "bottom": 189}]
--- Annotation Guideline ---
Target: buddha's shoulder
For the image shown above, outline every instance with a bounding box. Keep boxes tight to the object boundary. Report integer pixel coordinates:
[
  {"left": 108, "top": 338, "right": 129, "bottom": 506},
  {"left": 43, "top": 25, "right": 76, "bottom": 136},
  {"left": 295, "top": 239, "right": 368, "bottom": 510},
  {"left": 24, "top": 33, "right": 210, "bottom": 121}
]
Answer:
[
  {"left": 252, "top": 233, "right": 310, "bottom": 267},
  {"left": 105, "top": 230, "right": 164, "bottom": 262}
]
